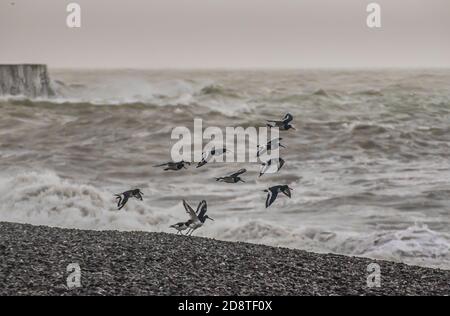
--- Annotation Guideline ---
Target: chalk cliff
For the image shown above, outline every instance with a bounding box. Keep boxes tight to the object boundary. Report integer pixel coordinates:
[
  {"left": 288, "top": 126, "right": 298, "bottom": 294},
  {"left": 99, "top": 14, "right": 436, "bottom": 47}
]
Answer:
[{"left": 0, "top": 64, "right": 54, "bottom": 97}]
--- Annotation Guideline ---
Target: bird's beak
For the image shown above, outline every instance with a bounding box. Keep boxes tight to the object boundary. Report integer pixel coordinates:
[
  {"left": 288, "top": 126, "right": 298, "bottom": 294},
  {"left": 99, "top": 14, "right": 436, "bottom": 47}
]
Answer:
[
  {"left": 208, "top": 217, "right": 214, "bottom": 221},
  {"left": 291, "top": 126, "right": 296, "bottom": 130}
]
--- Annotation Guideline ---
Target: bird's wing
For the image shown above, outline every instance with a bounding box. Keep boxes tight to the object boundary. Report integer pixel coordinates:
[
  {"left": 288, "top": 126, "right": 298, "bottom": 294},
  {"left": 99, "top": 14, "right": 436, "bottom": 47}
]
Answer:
[
  {"left": 230, "top": 168, "right": 247, "bottom": 177},
  {"left": 183, "top": 200, "right": 198, "bottom": 221},
  {"left": 278, "top": 158, "right": 285, "bottom": 171},
  {"left": 202, "top": 149, "right": 214, "bottom": 162},
  {"left": 266, "top": 189, "right": 279, "bottom": 208},
  {"left": 197, "top": 200, "right": 208, "bottom": 218},
  {"left": 133, "top": 191, "right": 143, "bottom": 200},
  {"left": 267, "top": 138, "right": 281, "bottom": 149},
  {"left": 257, "top": 145, "right": 267, "bottom": 157},
  {"left": 282, "top": 187, "right": 291, "bottom": 198},
  {"left": 153, "top": 162, "right": 169, "bottom": 167},
  {"left": 260, "top": 163, "right": 269, "bottom": 176},
  {"left": 282, "top": 113, "right": 294, "bottom": 124},
  {"left": 216, "top": 148, "right": 227, "bottom": 155},
  {"left": 272, "top": 137, "right": 282, "bottom": 143},
  {"left": 197, "top": 160, "right": 208, "bottom": 168}
]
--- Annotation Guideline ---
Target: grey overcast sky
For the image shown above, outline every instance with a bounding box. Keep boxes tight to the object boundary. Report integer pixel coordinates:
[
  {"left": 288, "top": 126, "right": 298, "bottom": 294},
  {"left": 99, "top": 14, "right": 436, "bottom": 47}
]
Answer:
[{"left": 1, "top": 0, "right": 449, "bottom": 69}]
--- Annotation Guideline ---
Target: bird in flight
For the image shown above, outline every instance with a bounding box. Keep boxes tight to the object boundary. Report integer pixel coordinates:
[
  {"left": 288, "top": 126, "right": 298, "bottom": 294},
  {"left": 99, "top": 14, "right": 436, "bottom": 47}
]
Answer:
[
  {"left": 197, "top": 147, "right": 229, "bottom": 168},
  {"left": 264, "top": 185, "right": 293, "bottom": 208},
  {"left": 114, "top": 189, "right": 144, "bottom": 210},
  {"left": 267, "top": 113, "right": 295, "bottom": 131},
  {"left": 216, "top": 168, "right": 247, "bottom": 183},
  {"left": 259, "top": 158, "right": 285, "bottom": 177},
  {"left": 183, "top": 200, "right": 214, "bottom": 236},
  {"left": 257, "top": 137, "right": 285, "bottom": 157},
  {"left": 153, "top": 160, "right": 190, "bottom": 171}
]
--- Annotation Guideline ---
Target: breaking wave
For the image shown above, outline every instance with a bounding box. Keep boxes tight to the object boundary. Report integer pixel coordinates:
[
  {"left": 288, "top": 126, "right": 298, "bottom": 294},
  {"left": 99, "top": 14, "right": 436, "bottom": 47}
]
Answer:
[
  {"left": 1, "top": 170, "right": 449, "bottom": 270},
  {"left": 198, "top": 84, "right": 241, "bottom": 98},
  {"left": 209, "top": 220, "right": 450, "bottom": 270},
  {"left": 0, "top": 170, "right": 171, "bottom": 231},
  {"left": 0, "top": 77, "right": 255, "bottom": 118}
]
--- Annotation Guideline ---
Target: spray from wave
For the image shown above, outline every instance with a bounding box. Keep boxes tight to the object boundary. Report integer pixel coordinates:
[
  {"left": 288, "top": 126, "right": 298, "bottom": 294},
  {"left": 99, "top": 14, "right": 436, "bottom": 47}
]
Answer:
[
  {"left": 0, "top": 75, "right": 254, "bottom": 118},
  {"left": 1, "top": 170, "right": 449, "bottom": 270},
  {"left": 207, "top": 219, "right": 450, "bottom": 270},
  {"left": 0, "top": 170, "right": 171, "bottom": 231}
]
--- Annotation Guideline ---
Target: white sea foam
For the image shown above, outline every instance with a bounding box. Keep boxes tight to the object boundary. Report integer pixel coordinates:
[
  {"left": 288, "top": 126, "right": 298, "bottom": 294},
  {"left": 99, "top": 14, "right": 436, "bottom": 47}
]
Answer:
[
  {"left": 0, "top": 76, "right": 255, "bottom": 118},
  {"left": 0, "top": 171, "right": 170, "bottom": 231},
  {"left": 207, "top": 219, "right": 450, "bottom": 269},
  {"left": 1, "top": 170, "right": 449, "bottom": 270}
]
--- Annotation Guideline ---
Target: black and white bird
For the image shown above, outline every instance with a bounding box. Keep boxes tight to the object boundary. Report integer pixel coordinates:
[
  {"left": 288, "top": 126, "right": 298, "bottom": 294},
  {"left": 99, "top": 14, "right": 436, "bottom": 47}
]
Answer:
[
  {"left": 153, "top": 160, "right": 190, "bottom": 171},
  {"left": 267, "top": 113, "right": 295, "bottom": 131},
  {"left": 197, "top": 147, "right": 229, "bottom": 168},
  {"left": 264, "top": 185, "right": 293, "bottom": 208},
  {"left": 114, "top": 189, "right": 144, "bottom": 210},
  {"left": 183, "top": 200, "right": 214, "bottom": 236},
  {"left": 259, "top": 158, "right": 285, "bottom": 177},
  {"left": 216, "top": 168, "right": 247, "bottom": 183},
  {"left": 257, "top": 137, "right": 285, "bottom": 157}
]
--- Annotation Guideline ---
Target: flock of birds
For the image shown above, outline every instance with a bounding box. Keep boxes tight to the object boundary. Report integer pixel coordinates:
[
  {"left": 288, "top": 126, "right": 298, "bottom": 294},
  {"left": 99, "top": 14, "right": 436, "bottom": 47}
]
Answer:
[{"left": 114, "top": 113, "right": 295, "bottom": 236}]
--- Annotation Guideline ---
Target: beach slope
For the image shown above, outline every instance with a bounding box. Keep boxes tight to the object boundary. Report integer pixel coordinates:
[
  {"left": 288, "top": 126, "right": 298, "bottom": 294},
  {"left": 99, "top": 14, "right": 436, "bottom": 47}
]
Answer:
[{"left": 0, "top": 222, "right": 448, "bottom": 296}]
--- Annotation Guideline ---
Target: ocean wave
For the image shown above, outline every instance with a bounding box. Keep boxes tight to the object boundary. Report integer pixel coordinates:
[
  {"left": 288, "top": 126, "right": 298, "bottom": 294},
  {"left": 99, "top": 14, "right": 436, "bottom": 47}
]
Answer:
[
  {"left": 1, "top": 97, "right": 161, "bottom": 109},
  {"left": 352, "top": 89, "right": 384, "bottom": 96},
  {"left": 209, "top": 219, "right": 450, "bottom": 269},
  {"left": 0, "top": 78, "right": 253, "bottom": 118},
  {"left": 312, "top": 89, "right": 329, "bottom": 97},
  {"left": 334, "top": 224, "right": 450, "bottom": 269},
  {"left": 0, "top": 170, "right": 170, "bottom": 231},
  {"left": 0, "top": 170, "right": 449, "bottom": 269},
  {"left": 198, "top": 84, "right": 241, "bottom": 98},
  {"left": 343, "top": 121, "right": 393, "bottom": 134}
]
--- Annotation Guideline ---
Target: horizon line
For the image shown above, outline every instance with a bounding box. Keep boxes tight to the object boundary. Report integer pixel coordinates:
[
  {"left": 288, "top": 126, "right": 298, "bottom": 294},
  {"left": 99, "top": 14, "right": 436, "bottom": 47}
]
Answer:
[{"left": 46, "top": 65, "right": 450, "bottom": 71}]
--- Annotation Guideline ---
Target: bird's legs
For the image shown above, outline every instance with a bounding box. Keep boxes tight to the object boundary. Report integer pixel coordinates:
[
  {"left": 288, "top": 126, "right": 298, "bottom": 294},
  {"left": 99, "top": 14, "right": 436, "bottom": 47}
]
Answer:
[
  {"left": 115, "top": 195, "right": 122, "bottom": 208},
  {"left": 188, "top": 228, "right": 197, "bottom": 236}
]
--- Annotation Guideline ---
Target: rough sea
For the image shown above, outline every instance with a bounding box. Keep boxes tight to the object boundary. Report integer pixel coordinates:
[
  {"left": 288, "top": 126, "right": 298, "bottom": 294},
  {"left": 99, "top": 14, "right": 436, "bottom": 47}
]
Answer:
[{"left": 1, "top": 69, "right": 449, "bottom": 269}]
